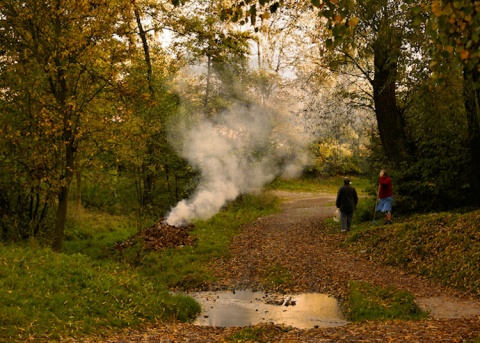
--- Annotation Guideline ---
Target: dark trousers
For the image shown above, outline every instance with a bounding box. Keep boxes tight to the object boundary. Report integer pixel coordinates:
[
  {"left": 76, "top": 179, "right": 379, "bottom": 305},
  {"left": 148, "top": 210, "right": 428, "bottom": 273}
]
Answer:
[{"left": 341, "top": 212, "right": 353, "bottom": 231}]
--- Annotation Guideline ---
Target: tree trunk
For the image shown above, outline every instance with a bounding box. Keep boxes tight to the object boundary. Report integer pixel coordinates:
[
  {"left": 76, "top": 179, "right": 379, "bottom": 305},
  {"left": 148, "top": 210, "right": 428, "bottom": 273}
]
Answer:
[
  {"left": 372, "top": 23, "right": 410, "bottom": 165},
  {"left": 463, "top": 67, "right": 480, "bottom": 204},
  {"left": 134, "top": 5, "right": 156, "bottom": 207},
  {"left": 134, "top": 6, "right": 153, "bottom": 95},
  {"left": 52, "top": 139, "right": 75, "bottom": 252},
  {"left": 52, "top": 186, "right": 68, "bottom": 252},
  {"left": 205, "top": 54, "right": 212, "bottom": 110},
  {"left": 75, "top": 170, "right": 82, "bottom": 209}
]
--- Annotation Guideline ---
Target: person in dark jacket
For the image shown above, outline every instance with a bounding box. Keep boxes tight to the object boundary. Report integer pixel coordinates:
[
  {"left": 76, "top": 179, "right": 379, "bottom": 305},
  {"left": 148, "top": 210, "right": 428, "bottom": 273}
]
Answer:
[{"left": 335, "top": 177, "right": 358, "bottom": 232}]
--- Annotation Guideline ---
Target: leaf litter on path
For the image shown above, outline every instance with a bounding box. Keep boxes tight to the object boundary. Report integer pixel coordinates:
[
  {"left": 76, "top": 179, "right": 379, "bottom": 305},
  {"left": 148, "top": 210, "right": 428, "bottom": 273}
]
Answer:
[{"left": 69, "top": 191, "right": 480, "bottom": 342}]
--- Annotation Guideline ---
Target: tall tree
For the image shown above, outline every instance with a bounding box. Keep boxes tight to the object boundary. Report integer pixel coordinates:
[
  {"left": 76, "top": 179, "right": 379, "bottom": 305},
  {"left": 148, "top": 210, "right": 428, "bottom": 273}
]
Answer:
[
  {"left": 0, "top": 0, "right": 132, "bottom": 250},
  {"left": 164, "top": 0, "right": 253, "bottom": 115},
  {"left": 370, "top": 4, "right": 410, "bottom": 163},
  {"left": 324, "top": 0, "right": 418, "bottom": 164},
  {"left": 227, "top": 0, "right": 415, "bottom": 164},
  {"left": 427, "top": 0, "right": 480, "bottom": 203},
  {"left": 116, "top": 0, "right": 202, "bottom": 213}
]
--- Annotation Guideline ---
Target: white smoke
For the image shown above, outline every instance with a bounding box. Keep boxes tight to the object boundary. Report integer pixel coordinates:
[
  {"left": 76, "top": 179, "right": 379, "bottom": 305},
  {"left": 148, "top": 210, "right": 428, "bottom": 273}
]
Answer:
[{"left": 165, "top": 104, "right": 310, "bottom": 226}]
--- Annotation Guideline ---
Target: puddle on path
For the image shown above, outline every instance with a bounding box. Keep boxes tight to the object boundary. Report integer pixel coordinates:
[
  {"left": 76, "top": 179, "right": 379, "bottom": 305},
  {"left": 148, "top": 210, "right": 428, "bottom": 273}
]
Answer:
[{"left": 190, "top": 290, "right": 348, "bottom": 329}]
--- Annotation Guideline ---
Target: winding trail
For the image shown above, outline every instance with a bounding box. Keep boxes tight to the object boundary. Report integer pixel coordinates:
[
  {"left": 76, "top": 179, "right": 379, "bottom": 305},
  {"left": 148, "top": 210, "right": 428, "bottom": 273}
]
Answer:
[
  {"left": 73, "top": 190, "right": 480, "bottom": 342},
  {"left": 209, "top": 191, "right": 480, "bottom": 318}
]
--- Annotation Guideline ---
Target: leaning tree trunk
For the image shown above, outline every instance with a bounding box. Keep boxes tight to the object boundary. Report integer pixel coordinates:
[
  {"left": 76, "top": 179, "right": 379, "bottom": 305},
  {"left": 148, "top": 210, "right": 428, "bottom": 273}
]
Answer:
[
  {"left": 134, "top": 4, "right": 158, "bottom": 207},
  {"left": 372, "top": 23, "right": 411, "bottom": 165},
  {"left": 463, "top": 67, "right": 480, "bottom": 205}
]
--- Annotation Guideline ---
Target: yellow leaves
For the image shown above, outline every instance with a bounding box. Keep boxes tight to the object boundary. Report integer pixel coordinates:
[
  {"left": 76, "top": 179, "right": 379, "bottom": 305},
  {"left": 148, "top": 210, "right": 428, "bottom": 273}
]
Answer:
[
  {"left": 348, "top": 16, "right": 359, "bottom": 28},
  {"left": 448, "top": 13, "right": 457, "bottom": 24},
  {"left": 445, "top": 45, "right": 455, "bottom": 54},
  {"left": 460, "top": 49, "right": 470, "bottom": 60},
  {"left": 429, "top": 1, "right": 478, "bottom": 67},
  {"left": 431, "top": 1, "right": 445, "bottom": 16}
]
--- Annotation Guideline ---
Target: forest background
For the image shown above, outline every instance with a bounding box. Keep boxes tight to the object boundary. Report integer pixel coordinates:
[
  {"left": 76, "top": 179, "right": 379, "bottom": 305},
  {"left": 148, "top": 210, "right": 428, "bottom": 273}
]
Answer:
[
  {"left": 1, "top": 0, "right": 480, "bottom": 341},
  {"left": 1, "top": 0, "right": 479, "bottom": 251}
]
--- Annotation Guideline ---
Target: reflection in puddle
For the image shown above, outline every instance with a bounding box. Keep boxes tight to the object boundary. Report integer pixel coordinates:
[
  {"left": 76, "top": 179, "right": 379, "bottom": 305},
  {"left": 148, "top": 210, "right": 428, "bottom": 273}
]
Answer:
[{"left": 190, "top": 290, "right": 348, "bottom": 329}]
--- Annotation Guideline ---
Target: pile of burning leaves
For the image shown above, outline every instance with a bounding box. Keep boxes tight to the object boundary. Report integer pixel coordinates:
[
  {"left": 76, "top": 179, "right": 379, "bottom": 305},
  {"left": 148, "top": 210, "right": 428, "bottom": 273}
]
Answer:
[{"left": 115, "top": 220, "right": 197, "bottom": 252}]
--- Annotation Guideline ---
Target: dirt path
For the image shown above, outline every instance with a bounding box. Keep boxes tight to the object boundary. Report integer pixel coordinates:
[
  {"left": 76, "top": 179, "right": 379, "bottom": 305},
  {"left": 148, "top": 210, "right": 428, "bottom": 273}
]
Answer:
[
  {"left": 209, "top": 191, "right": 480, "bottom": 316},
  {"left": 77, "top": 191, "right": 480, "bottom": 342}
]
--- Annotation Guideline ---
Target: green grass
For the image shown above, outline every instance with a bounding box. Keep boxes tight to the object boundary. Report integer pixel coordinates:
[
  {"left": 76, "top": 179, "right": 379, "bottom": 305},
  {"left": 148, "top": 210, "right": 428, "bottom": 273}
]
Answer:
[
  {"left": 342, "top": 210, "right": 480, "bottom": 297},
  {"left": 128, "top": 193, "right": 281, "bottom": 289},
  {"left": 0, "top": 245, "right": 200, "bottom": 342},
  {"left": 346, "top": 281, "right": 428, "bottom": 322},
  {"left": 3, "top": 176, "right": 479, "bottom": 341},
  {"left": 263, "top": 264, "right": 294, "bottom": 289},
  {"left": 266, "top": 176, "right": 371, "bottom": 194},
  {"left": 0, "top": 192, "right": 280, "bottom": 342},
  {"left": 63, "top": 207, "right": 143, "bottom": 258}
]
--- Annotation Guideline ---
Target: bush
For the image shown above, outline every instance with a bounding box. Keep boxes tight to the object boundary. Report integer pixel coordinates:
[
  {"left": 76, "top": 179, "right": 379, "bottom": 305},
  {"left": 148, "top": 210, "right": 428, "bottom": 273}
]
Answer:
[
  {"left": 354, "top": 197, "right": 378, "bottom": 223},
  {"left": 394, "top": 137, "right": 471, "bottom": 213}
]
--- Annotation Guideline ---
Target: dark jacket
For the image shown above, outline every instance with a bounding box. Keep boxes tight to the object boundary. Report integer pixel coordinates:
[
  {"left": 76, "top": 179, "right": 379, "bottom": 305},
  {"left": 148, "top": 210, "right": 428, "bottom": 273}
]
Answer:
[{"left": 336, "top": 184, "right": 358, "bottom": 213}]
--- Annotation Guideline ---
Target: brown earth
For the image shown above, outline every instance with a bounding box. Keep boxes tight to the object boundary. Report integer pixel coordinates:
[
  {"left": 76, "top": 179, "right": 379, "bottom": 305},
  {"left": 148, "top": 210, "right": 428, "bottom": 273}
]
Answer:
[{"left": 68, "top": 191, "right": 480, "bottom": 342}]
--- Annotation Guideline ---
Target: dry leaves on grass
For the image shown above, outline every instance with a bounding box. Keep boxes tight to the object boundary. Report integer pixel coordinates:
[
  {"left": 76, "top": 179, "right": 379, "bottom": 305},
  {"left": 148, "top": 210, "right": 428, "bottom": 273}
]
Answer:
[
  {"left": 115, "top": 221, "right": 196, "bottom": 252},
  {"left": 74, "top": 193, "right": 480, "bottom": 342},
  {"left": 208, "top": 195, "right": 474, "bottom": 301},
  {"left": 65, "top": 317, "right": 480, "bottom": 342}
]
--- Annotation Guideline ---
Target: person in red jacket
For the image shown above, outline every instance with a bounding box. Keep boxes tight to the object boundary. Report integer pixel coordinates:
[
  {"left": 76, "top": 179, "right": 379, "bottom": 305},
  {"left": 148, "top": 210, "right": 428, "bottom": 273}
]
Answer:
[{"left": 376, "top": 169, "right": 394, "bottom": 224}]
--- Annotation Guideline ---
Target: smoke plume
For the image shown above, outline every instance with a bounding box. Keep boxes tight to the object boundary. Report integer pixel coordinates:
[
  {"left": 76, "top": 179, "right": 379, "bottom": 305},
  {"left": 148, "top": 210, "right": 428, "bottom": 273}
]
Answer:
[{"left": 165, "top": 104, "right": 310, "bottom": 226}]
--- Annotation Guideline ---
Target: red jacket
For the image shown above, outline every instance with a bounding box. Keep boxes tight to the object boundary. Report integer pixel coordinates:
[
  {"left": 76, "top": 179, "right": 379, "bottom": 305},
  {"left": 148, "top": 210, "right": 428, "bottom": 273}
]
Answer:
[{"left": 378, "top": 176, "right": 393, "bottom": 198}]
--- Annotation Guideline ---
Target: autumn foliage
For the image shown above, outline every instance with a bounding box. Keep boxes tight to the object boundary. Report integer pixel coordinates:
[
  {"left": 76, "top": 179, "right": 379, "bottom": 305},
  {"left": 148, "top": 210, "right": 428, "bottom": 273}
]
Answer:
[{"left": 345, "top": 210, "right": 480, "bottom": 297}]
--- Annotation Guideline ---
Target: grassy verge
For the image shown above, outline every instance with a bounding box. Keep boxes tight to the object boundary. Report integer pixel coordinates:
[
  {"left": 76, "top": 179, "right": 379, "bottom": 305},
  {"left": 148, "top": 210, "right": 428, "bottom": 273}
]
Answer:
[
  {"left": 63, "top": 207, "right": 142, "bottom": 259},
  {"left": 266, "top": 175, "right": 372, "bottom": 194},
  {"left": 346, "top": 281, "right": 428, "bottom": 322},
  {"left": 0, "top": 245, "right": 200, "bottom": 342},
  {"left": 265, "top": 177, "right": 480, "bottom": 300},
  {"left": 126, "top": 193, "right": 281, "bottom": 290},
  {"left": 343, "top": 210, "right": 480, "bottom": 298},
  {"left": 224, "top": 325, "right": 290, "bottom": 342},
  {"left": 0, "top": 192, "right": 280, "bottom": 342}
]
